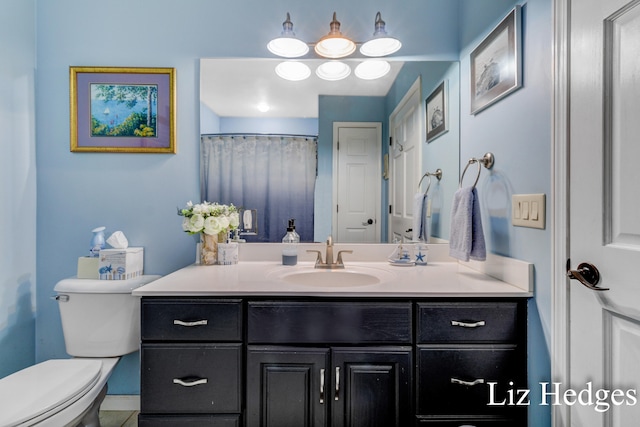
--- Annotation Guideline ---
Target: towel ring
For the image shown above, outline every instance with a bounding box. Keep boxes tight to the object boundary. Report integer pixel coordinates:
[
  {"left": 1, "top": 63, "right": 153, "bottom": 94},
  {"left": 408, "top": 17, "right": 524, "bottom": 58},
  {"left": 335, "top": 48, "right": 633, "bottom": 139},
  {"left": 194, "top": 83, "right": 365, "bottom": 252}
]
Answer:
[
  {"left": 418, "top": 169, "right": 443, "bottom": 194},
  {"left": 459, "top": 153, "right": 494, "bottom": 188}
]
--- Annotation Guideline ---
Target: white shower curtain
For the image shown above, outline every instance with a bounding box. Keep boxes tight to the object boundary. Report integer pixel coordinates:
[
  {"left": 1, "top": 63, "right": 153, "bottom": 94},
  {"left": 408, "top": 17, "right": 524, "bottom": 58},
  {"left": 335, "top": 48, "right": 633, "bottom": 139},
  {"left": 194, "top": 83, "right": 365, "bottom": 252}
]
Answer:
[{"left": 201, "top": 134, "right": 317, "bottom": 242}]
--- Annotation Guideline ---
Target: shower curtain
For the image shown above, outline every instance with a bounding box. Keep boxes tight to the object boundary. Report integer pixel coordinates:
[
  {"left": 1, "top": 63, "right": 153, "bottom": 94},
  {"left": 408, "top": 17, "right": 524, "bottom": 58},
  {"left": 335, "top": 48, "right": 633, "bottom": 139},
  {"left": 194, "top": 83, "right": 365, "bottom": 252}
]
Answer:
[{"left": 201, "top": 134, "right": 317, "bottom": 242}]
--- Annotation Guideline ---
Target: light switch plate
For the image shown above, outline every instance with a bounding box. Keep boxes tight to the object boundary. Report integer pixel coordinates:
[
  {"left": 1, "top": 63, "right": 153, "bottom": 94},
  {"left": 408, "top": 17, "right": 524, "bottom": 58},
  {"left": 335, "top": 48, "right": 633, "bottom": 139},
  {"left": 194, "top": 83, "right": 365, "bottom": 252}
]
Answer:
[{"left": 512, "top": 194, "right": 545, "bottom": 229}]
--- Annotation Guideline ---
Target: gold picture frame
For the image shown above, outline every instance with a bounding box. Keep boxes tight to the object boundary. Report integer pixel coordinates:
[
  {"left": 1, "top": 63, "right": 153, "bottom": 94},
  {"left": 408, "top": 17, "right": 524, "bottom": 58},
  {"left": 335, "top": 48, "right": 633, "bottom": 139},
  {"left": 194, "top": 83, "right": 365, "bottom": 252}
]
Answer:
[{"left": 70, "top": 66, "right": 176, "bottom": 153}]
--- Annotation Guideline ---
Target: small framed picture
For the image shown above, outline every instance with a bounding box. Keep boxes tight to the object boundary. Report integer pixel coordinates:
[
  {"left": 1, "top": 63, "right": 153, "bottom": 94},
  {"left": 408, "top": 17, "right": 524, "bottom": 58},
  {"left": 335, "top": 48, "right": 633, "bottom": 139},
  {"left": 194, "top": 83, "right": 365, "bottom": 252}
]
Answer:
[
  {"left": 70, "top": 66, "right": 176, "bottom": 153},
  {"left": 425, "top": 80, "right": 448, "bottom": 143},
  {"left": 470, "top": 5, "right": 522, "bottom": 114}
]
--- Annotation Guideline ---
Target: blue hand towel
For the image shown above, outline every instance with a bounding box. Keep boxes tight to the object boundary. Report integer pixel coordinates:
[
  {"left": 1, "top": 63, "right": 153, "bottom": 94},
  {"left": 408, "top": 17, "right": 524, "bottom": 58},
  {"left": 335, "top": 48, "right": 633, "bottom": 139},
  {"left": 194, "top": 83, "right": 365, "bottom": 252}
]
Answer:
[
  {"left": 449, "top": 187, "right": 486, "bottom": 262},
  {"left": 412, "top": 192, "right": 425, "bottom": 242},
  {"left": 419, "top": 194, "right": 429, "bottom": 242}
]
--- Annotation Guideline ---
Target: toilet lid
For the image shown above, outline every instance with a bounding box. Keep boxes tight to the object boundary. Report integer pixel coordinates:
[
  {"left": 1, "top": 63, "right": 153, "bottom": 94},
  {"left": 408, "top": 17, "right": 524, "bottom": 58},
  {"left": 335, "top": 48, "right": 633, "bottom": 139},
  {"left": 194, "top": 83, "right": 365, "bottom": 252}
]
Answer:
[{"left": 0, "top": 359, "right": 102, "bottom": 427}]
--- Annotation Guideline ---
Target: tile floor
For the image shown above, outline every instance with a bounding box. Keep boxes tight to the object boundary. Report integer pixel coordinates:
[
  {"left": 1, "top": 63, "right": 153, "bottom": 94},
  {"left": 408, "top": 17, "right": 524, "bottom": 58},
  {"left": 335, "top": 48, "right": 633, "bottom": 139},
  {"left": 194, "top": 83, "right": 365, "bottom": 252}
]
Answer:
[{"left": 98, "top": 411, "right": 138, "bottom": 427}]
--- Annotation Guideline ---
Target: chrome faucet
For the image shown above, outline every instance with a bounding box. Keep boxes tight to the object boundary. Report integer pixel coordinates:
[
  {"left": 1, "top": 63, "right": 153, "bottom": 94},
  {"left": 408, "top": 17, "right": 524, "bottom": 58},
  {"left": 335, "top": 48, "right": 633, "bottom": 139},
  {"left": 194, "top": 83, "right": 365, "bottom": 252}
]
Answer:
[{"left": 307, "top": 236, "right": 352, "bottom": 269}]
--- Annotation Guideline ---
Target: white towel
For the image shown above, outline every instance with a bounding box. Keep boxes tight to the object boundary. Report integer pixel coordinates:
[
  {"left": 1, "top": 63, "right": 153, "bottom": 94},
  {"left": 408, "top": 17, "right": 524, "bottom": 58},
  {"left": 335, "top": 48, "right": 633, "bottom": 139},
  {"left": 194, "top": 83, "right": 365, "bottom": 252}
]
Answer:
[{"left": 449, "top": 187, "right": 486, "bottom": 261}]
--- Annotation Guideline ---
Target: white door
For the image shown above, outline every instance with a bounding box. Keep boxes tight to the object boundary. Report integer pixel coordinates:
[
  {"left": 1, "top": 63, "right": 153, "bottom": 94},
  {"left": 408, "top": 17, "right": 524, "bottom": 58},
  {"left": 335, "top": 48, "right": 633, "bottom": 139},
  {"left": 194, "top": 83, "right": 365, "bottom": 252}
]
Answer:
[
  {"left": 333, "top": 123, "right": 381, "bottom": 243},
  {"left": 563, "top": 0, "right": 640, "bottom": 425},
  {"left": 389, "top": 78, "right": 422, "bottom": 242}
]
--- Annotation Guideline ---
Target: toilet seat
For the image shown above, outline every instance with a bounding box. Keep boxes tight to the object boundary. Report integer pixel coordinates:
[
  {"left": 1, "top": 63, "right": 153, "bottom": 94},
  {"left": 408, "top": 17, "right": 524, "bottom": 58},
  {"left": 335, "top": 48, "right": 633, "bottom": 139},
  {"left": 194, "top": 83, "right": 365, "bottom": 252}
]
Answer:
[{"left": 0, "top": 359, "right": 102, "bottom": 427}]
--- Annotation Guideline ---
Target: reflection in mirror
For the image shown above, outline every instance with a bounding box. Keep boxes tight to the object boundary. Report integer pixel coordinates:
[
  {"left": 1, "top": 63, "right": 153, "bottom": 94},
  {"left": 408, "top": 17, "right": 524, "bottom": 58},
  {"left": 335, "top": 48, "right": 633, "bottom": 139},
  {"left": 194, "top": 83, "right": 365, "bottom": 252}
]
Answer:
[{"left": 200, "top": 58, "right": 459, "bottom": 243}]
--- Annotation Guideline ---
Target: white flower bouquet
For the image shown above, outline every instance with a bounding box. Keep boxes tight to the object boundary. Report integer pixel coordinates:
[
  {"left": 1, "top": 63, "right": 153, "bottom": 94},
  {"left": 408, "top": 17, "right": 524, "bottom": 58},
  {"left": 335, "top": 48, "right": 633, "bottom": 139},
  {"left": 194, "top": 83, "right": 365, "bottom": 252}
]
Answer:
[{"left": 178, "top": 201, "right": 240, "bottom": 236}]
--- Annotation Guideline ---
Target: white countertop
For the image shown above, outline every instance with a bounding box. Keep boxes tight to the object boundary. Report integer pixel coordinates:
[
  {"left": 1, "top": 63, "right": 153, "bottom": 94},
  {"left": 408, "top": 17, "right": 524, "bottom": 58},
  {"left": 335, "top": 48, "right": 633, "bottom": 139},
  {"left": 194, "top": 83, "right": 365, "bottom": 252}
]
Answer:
[{"left": 133, "top": 257, "right": 533, "bottom": 298}]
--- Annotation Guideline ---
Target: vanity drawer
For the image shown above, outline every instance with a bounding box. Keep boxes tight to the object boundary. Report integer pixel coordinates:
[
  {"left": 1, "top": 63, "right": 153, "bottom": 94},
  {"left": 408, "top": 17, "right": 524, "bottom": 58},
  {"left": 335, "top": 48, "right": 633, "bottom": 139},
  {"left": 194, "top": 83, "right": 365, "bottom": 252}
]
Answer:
[
  {"left": 417, "top": 302, "right": 520, "bottom": 343},
  {"left": 416, "top": 417, "right": 517, "bottom": 426},
  {"left": 248, "top": 301, "right": 412, "bottom": 344},
  {"left": 142, "top": 298, "right": 242, "bottom": 342},
  {"left": 416, "top": 346, "right": 524, "bottom": 416},
  {"left": 138, "top": 414, "right": 241, "bottom": 427},
  {"left": 140, "top": 343, "right": 242, "bottom": 414}
]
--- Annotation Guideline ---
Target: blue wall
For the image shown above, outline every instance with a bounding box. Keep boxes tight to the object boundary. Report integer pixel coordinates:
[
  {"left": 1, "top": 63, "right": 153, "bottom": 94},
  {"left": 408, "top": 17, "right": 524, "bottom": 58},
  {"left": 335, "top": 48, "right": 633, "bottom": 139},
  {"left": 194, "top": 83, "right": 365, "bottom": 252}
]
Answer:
[
  {"left": 32, "top": 0, "right": 460, "bottom": 395},
  {"left": 218, "top": 117, "right": 318, "bottom": 136},
  {"left": 384, "top": 61, "right": 461, "bottom": 241},
  {"left": 2, "top": 3, "right": 551, "bottom": 425},
  {"left": 0, "top": 0, "right": 37, "bottom": 379},
  {"left": 459, "top": 1, "right": 552, "bottom": 425}
]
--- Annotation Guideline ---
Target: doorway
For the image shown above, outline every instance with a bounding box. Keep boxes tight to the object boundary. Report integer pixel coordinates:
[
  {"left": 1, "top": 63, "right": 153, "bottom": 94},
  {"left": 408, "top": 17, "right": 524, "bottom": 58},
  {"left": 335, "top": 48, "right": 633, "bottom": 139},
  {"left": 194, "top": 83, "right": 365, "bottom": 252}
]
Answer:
[
  {"left": 332, "top": 122, "right": 382, "bottom": 243},
  {"left": 388, "top": 77, "right": 422, "bottom": 242}
]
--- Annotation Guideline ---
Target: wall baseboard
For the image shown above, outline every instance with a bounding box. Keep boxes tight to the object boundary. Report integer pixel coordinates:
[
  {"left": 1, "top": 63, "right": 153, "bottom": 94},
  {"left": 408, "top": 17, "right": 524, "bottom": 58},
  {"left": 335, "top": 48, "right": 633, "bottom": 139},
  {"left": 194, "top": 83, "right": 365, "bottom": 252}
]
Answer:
[{"left": 101, "top": 395, "right": 140, "bottom": 411}]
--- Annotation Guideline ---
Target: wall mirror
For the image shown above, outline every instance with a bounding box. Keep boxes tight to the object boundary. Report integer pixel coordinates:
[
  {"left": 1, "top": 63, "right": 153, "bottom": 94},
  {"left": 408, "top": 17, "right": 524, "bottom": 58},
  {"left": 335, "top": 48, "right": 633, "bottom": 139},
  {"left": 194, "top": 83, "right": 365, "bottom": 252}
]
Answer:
[{"left": 200, "top": 58, "right": 460, "bottom": 244}]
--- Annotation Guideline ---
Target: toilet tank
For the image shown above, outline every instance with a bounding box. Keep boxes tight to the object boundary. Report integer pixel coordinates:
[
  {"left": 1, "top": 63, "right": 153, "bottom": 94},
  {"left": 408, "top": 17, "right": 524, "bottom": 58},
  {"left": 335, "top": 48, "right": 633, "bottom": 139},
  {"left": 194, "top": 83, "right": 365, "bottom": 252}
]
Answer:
[{"left": 54, "top": 275, "right": 161, "bottom": 357}]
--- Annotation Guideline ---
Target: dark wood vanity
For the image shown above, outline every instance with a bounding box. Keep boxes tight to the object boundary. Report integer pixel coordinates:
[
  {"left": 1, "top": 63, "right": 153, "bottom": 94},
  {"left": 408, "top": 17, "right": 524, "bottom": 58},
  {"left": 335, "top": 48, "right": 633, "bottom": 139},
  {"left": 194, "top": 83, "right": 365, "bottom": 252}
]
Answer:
[{"left": 137, "top": 296, "right": 527, "bottom": 426}]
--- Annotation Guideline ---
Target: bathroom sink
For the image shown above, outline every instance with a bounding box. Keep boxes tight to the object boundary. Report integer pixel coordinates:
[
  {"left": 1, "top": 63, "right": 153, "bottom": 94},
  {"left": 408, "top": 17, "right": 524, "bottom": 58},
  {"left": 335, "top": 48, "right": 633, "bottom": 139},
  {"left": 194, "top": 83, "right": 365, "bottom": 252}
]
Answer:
[{"left": 269, "top": 265, "right": 395, "bottom": 287}]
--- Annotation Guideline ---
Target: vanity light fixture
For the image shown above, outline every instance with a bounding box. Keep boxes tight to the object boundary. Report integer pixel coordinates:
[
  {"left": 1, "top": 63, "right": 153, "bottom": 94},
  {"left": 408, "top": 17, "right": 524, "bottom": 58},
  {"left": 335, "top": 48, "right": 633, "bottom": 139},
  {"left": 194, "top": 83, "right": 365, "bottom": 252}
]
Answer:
[
  {"left": 275, "top": 61, "right": 311, "bottom": 81},
  {"left": 268, "top": 11, "right": 401, "bottom": 60},
  {"left": 354, "top": 59, "right": 391, "bottom": 80},
  {"left": 359, "top": 12, "right": 402, "bottom": 57},
  {"left": 267, "top": 13, "right": 309, "bottom": 58},
  {"left": 313, "top": 13, "right": 357, "bottom": 59},
  {"left": 315, "top": 61, "right": 351, "bottom": 81}
]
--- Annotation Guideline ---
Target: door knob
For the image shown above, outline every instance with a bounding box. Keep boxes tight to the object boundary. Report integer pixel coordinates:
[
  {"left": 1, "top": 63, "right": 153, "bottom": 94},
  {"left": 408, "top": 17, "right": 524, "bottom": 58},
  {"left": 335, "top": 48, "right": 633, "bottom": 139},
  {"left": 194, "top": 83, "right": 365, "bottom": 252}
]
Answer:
[
  {"left": 566, "top": 259, "right": 609, "bottom": 291},
  {"left": 362, "top": 218, "right": 374, "bottom": 226}
]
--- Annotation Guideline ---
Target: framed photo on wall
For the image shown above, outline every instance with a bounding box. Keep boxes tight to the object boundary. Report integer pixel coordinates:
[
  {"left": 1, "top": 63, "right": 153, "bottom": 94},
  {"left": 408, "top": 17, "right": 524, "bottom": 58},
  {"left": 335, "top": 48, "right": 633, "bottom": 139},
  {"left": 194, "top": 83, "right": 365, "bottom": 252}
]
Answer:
[
  {"left": 70, "top": 66, "right": 176, "bottom": 153},
  {"left": 426, "top": 80, "right": 448, "bottom": 143},
  {"left": 470, "top": 5, "right": 522, "bottom": 115}
]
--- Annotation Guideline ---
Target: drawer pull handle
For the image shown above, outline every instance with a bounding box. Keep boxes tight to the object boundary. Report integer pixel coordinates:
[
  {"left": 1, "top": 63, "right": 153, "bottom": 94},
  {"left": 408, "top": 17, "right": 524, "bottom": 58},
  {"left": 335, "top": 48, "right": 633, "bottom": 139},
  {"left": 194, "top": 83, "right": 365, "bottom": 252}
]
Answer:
[
  {"left": 334, "top": 367, "right": 340, "bottom": 401},
  {"left": 173, "top": 319, "right": 208, "bottom": 327},
  {"left": 320, "top": 368, "right": 325, "bottom": 404},
  {"left": 451, "top": 377, "right": 485, "bottom": 387},
  {"left": 451, "top": 320, "right": 485, "bottom": 328},
  {"left": 173, "top": 378, "right": 208, "bottom": 387}
]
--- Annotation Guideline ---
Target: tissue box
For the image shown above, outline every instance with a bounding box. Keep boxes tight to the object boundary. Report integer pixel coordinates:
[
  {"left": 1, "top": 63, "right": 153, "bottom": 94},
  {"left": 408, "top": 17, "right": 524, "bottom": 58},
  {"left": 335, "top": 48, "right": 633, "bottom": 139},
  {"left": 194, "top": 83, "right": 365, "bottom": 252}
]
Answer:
[
  {"left": 77, "top": 257, "right": 99, "bottom": 279},
  {"left": 98, "top": 247, "right": 144, "bottom": 280}
]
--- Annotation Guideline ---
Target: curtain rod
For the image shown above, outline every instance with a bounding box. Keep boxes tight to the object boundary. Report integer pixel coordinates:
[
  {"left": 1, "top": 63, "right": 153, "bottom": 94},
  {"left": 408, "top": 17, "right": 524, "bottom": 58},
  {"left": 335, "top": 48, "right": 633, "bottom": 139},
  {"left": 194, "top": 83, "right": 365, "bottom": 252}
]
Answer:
[{"left": 202, "top": 133, "right": 318, "bottom": 139}]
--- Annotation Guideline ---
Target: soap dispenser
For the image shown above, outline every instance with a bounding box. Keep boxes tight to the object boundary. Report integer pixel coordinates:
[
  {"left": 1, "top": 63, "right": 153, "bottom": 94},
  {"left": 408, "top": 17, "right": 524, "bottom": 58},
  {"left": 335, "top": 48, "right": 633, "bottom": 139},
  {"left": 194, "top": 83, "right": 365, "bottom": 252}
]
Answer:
[{"left": 282, "top": 218, "right": 300, "bottom": 265}]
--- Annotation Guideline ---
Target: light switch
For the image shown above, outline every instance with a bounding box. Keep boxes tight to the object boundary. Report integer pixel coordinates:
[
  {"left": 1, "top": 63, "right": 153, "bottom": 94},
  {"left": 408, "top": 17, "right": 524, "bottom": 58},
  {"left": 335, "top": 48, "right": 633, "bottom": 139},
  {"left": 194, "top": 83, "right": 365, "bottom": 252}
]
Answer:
[{"left": 512, "top": 194, "right": 545, "bottom": 229}]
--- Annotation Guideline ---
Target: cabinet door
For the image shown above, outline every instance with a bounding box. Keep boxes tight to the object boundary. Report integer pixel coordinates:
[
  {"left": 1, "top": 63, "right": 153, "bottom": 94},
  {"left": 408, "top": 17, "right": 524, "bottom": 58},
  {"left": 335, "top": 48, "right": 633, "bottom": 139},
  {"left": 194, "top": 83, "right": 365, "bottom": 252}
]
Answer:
[
  {"left": 246, "top": 346, "right": 330, "bottom": 427},
  {"left": 331, "top": 347, "right": 412, "bottom": 427},
  {"left": 138, "top": 414, "right": 241, "bottom": 427}
]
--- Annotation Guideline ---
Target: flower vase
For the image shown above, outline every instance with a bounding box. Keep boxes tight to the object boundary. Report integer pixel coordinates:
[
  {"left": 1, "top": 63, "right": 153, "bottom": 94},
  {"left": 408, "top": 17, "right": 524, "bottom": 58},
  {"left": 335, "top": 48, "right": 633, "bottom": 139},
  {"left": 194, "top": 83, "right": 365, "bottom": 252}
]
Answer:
[{"left": 200, "top": 231, "right": 227, "bottom": 265}]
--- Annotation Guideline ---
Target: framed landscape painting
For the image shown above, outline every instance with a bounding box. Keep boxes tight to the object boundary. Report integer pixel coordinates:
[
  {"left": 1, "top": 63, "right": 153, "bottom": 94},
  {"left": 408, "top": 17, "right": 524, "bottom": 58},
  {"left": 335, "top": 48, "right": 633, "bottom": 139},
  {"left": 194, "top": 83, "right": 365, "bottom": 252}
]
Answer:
[
  {"left": 70, "top": 66, "right": 176, "bottom": 153},
  {"left": 470, "top": 6, "right": 522, "bottom": 115}
]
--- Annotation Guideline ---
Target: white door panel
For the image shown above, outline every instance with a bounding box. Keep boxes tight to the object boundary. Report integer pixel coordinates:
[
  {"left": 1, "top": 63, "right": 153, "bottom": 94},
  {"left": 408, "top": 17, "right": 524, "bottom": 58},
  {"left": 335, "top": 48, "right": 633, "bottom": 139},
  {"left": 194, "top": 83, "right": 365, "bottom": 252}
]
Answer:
[
  {"left": 389, "top": 78, "right": 422, "bottom": 242},
  {"left": 566, "top": 0, "right": 640, "bottom": 425},
  {"left": 333, "top": 123, "right": 381, "bottom": 243}
]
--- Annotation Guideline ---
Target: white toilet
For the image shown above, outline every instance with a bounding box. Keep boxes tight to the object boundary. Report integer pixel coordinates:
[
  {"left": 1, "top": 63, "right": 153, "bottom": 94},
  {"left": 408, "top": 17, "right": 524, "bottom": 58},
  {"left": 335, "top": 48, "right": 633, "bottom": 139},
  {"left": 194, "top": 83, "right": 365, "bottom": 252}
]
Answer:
[{"left": 0, "top": 275, "right": 160, "bottom": 427}]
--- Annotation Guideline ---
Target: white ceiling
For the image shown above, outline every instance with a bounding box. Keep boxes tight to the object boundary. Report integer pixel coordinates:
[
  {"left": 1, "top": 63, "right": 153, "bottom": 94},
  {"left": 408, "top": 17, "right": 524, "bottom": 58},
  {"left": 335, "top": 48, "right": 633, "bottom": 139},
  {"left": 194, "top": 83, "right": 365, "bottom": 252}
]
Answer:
[{"left": 200, "top": 58, "right": 404, "bottom": 119}]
